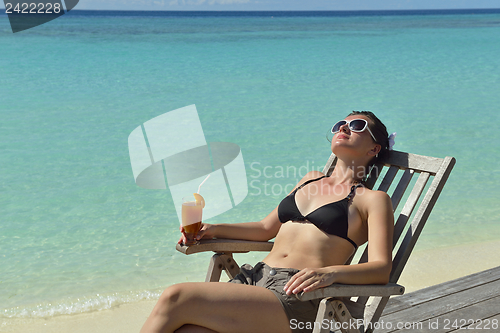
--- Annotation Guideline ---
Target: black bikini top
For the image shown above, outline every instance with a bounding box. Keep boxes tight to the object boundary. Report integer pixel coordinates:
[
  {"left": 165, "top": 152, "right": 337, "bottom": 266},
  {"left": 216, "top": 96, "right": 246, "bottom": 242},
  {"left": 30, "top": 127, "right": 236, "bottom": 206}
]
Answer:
[{"left": 277, "top": 176, "right": 361, "bottom": 249}]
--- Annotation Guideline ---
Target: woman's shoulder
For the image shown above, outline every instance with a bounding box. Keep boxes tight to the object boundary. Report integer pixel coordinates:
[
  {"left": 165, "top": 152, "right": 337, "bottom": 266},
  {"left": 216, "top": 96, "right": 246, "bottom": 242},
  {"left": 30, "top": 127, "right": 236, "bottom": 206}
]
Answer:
[
  {"left": 357, "top": 186, "right": 391, "bottom": 199},
  {"left": 356, "top": 187, "right": 392, "bottom": 210}
]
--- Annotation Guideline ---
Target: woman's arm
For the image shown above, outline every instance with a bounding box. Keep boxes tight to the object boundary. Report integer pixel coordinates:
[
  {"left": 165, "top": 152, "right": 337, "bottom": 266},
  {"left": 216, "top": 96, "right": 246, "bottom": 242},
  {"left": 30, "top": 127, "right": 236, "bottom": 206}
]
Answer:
[
  {"left": 177, "top": 195, "right": 283, "bottom": 245},
  {"left": 178, "top": 171, "right": 325, "bottom": 244},
  {"left": 206, "top": 207, "right": 282, "bottom": 241},
  {"left": 284, "top": 190, "right": 394, "bottom": 295}
]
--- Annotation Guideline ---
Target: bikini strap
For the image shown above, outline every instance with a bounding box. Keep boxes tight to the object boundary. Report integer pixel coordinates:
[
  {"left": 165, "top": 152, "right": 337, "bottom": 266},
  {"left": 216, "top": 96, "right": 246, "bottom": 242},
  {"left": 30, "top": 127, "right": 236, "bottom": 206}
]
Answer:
[
  {"left": 347, "top": 183, "right": 364, "bottom": 201},
  {"left": 294, "top": 175, "right": 327, "bottom": 192}
]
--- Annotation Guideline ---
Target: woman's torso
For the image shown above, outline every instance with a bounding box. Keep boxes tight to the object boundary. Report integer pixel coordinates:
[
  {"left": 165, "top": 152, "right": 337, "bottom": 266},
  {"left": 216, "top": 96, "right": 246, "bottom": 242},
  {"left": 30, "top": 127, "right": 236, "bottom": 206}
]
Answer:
[{"left": 263, "top": 176, "right": 369, "bottom": 269}]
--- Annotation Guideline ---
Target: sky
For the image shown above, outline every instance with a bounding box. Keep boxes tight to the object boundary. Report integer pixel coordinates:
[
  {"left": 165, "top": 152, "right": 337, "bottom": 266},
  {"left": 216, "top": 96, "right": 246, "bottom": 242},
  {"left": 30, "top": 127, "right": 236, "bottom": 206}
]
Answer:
[{"left": 4, "top": 0, "right": 498, "bottom": 11}]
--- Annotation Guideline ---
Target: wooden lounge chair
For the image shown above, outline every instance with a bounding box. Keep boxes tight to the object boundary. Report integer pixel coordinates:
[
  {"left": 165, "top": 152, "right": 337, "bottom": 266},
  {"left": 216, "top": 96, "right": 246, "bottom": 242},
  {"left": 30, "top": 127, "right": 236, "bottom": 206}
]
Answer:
[{"left": 176, "top": 150, "right": 456, "bottom": 333}]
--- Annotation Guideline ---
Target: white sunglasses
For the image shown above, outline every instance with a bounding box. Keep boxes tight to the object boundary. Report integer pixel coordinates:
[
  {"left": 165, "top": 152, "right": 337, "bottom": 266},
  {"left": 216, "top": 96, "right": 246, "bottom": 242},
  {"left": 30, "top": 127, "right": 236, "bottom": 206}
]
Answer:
[{"left": 331, "top": 119, "right": 377, "bottom": 142}]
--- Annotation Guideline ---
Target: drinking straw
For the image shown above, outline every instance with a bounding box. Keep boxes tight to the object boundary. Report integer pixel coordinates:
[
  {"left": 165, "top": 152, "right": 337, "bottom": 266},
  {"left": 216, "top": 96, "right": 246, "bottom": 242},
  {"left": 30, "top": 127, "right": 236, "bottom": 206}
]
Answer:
[{"left": 197, "top": 174, "right": 210, "bottom": 194}]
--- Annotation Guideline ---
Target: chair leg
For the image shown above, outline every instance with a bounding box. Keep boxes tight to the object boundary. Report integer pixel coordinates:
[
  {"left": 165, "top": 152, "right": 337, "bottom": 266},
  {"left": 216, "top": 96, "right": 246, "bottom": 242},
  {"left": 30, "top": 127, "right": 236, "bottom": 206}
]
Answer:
[
  {"left": 362, "top": 296, "right": 390, "bottom": 333},
  {"left": 332, "top": 300, "right": 362, "bottom": 333},
  {"left": 205, "top": 253, "right": 240, "bottom": 282},
  {"left": 312, "top": 298, "right": 336, "bottom": 333},
  {"left": 312, "top": 298, "right": 361, "bottom": 333}
]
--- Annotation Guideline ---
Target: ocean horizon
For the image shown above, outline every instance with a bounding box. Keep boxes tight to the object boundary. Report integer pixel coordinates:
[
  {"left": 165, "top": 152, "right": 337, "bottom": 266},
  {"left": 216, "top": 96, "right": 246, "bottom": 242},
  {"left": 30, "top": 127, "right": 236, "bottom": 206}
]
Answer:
[
  {"left": 1, "top": 8, "right": 500, "bottom": 322},
  {"left": 3, "top": 8, "right": 500, "bottom": 17}
]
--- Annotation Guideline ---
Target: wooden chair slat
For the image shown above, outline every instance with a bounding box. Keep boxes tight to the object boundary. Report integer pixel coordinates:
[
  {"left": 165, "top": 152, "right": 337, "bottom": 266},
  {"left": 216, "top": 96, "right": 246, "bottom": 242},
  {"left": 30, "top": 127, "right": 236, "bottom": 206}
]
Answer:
[
  {"left": 377, "top": 165, "right": 399, "bottom": 192},
  {"left": 322, "top": 153, "right": 338, "bottom": 176},
  {"left": 390, "top": 168, "right": 415, "bottom": 211},
  {"left": 365, "top": 162, "right": 384, "bottom": 189},
  {"left": 393, "top": 172, "right": 430, "bottom": 245},
  {"left": 383, "top": 150, "right": 444, "bottom": 174}
]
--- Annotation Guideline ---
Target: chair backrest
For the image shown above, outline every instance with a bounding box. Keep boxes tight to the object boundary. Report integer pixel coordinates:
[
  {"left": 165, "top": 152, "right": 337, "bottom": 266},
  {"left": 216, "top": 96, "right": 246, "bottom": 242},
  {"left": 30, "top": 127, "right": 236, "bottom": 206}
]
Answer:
[{"left": 322, "top": 150, "right": 455, "bottom": 329}]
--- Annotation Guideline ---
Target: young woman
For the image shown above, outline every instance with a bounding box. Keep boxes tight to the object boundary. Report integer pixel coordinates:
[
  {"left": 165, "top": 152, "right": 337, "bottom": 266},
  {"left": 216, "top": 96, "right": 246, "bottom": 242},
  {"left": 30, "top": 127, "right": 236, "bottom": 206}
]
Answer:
[{"left": 141, "top": 111, "right": 394, "bottom": 333}]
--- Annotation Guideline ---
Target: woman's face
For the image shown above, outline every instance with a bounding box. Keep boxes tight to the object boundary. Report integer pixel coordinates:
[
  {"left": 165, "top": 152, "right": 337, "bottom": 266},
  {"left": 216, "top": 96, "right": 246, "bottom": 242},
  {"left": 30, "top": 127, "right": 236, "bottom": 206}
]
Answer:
[{"left": 331, "top": 115, "right": 380, "bottom": 160}]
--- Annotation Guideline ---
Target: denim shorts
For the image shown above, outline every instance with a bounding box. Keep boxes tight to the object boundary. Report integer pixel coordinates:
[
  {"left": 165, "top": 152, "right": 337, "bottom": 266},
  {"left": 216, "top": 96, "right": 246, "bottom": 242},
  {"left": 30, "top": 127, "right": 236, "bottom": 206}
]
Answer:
[{"left": 228, "top": 262, "right": 321, "bottom": 333}]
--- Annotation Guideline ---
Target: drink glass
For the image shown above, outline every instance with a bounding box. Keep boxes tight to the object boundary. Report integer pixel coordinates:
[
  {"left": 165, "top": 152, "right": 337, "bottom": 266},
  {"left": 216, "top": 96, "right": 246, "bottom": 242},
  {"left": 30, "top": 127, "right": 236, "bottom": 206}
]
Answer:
[{"left": 181, "top": 196, "right": 203, "bottom": 245}]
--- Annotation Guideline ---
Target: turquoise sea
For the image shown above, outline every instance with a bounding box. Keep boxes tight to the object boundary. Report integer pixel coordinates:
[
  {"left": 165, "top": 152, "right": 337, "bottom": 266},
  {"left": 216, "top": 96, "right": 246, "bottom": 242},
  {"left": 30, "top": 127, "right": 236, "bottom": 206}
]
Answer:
[{"left": 1, "top": 9, "right": 500, "bottom": 321}]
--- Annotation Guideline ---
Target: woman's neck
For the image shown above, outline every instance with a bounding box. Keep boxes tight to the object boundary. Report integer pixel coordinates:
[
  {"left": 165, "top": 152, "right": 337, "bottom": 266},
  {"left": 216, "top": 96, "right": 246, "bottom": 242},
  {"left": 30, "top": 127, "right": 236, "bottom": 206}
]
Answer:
[{"left": 329, "top": 159, "right": 368, "bottom": 184}]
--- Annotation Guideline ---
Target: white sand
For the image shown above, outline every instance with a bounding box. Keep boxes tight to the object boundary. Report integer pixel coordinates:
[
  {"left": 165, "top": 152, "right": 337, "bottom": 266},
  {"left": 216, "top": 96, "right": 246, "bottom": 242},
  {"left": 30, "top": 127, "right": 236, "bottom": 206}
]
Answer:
[
  {"left": 3, "top": 239, "right": 500, "bottom": 333},
  {"left": 1, "top": 301, "right": 157, "bottom": 333},
  {"left": 398, "top": 239, "right": 500, "bottom": 293}
]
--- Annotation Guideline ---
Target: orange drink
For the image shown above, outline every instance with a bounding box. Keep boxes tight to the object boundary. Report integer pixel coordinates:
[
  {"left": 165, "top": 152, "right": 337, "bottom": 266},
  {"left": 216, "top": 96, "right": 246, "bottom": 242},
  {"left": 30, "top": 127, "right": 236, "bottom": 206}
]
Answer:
[{"left": 181, "top": 194, "right": 205, "bottom": 245}]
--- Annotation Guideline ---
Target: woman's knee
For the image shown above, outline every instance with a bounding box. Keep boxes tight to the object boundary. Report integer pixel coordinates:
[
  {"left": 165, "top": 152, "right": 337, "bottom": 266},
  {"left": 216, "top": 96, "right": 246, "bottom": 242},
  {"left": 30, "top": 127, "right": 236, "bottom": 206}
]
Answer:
[{"left": 156, "top": 284, "right": 189, "bottom": 315}]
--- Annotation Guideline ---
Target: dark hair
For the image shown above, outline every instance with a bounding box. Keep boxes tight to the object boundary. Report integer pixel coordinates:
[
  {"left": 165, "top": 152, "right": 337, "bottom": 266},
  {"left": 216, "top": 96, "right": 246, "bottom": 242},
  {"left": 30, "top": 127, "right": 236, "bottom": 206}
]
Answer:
[{"left": 347, "top": 110, "right": 389, "bottom": 166}]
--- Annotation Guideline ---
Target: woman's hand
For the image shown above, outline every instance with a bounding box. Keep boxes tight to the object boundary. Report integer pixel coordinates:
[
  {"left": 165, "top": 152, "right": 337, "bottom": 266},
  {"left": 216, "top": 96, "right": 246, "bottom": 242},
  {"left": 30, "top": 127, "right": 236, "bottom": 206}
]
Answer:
[
  {"left": 177, "top": 223, "right": 216, "bottom": 245},
  {"left": 283, "top": 267, "right": 337, "bottom": 295}
]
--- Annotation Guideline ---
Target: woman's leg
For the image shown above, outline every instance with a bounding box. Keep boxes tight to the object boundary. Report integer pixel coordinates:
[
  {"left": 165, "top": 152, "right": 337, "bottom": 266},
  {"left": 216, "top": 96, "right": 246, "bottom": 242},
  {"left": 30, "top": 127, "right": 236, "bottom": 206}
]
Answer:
[
  {"left": 175, "top": 324, "right": 218, "bottom": 333},
  {"left": 141, "top": 282, "right": 292, "bottom": 333}
]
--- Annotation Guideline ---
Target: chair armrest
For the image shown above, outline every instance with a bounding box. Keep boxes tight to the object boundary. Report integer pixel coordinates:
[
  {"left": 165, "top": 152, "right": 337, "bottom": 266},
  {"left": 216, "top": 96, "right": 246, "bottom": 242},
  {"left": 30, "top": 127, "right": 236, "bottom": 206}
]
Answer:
[
  {"left": 176, "top": 239, "right": 274, "bottom": 255},
  {"left": 296, "top": 283, "right": 405, "bottom": 301}
]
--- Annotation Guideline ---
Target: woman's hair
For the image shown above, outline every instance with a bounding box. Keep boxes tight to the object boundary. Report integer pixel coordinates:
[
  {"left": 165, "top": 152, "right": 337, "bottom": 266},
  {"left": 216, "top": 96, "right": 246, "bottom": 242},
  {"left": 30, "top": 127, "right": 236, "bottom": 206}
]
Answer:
[{"left": 347, "top": 110, "right": 390, "bottom": 170}]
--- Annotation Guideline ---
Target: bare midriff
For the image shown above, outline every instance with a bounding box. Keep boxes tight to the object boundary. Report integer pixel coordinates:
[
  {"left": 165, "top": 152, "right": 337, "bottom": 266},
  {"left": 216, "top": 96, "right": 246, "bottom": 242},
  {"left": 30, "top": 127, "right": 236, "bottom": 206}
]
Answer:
[{"left": 262, "top": 221, "right": 357, "bottom": 270}]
